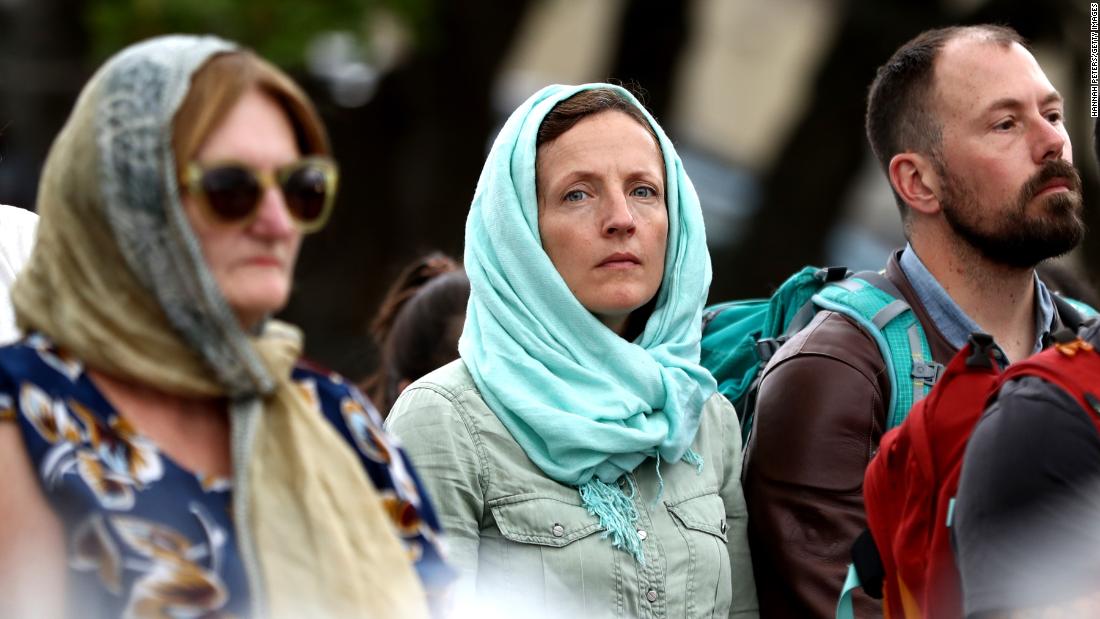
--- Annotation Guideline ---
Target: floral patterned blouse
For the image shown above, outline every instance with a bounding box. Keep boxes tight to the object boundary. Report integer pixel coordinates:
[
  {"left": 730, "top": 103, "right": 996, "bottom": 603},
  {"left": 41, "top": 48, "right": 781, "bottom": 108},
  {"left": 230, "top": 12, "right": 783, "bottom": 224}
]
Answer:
[{"left": 0, "top": 333, "right": 452, "bottom": 618}]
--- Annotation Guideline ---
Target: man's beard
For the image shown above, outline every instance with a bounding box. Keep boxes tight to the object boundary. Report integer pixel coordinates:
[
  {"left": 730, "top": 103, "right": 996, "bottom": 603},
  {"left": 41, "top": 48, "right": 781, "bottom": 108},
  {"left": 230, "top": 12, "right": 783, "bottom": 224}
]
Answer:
[{"left": 940, "top": 158, "right": 1086, "bottom": 269}]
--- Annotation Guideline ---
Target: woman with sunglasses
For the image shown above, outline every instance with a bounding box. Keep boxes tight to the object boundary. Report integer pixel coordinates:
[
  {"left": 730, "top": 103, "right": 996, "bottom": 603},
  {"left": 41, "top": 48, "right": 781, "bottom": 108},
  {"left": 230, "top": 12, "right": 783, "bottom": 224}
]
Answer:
[
  {"left": 0, "top": 35, "right": 450, "bottom": 618},
  {"left": 385, "top": 84, "right": 758, "bottom": 617}
]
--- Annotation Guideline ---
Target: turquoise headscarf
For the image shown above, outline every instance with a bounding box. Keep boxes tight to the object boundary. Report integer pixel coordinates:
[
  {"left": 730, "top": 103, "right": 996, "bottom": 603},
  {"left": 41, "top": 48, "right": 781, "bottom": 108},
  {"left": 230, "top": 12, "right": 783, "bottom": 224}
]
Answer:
[{"left": 459, "top": 83, "right": 718, "bottom": 562}]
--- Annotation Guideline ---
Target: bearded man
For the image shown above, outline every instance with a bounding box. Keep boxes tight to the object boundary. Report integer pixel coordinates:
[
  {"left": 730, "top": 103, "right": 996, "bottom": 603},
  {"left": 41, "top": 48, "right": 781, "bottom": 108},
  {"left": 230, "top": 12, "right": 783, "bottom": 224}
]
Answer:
[{"left": 741, "top": 24, "right": 1089, "bottom": 618}]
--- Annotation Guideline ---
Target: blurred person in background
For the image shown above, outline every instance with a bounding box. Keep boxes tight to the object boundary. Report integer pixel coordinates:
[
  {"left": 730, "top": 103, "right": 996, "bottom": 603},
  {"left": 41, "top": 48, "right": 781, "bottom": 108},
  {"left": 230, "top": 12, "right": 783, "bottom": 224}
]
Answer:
[
  {"left": 386, "top": 84, "right": 757, "bottom": 618},
  {"left": 0, "top": 35, "right": 451, "bottom": 618},
  {"left": 362, "top": 252, "right": 469, "bottom": 416},
  {"left": 741, "top": 25, "right": 1089, "bottom": 617},
  {"left": 950, "top": 119, "right": 1100, "bottom": 619},
  {"left": 0, "top": 204, "right": 37, "bottom": 344}
]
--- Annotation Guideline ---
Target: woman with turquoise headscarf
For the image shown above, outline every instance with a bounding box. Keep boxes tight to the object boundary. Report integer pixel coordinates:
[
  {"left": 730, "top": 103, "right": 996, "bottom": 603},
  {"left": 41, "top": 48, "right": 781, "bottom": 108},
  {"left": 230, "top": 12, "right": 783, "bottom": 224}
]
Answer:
[{"left": 386, "top": 83, "right": 758, "bottom": 618}]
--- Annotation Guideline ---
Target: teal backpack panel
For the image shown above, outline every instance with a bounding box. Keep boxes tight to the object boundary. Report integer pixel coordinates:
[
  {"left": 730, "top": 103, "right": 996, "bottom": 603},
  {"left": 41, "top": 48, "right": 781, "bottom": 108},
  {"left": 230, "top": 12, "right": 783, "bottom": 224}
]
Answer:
[
  {"left": 1063, "top": 297, "right": 1098, "bottom": 320},
  {"left": 700, "top": 266, "right": 841, "bottom": 421},
  {"left": 701, "top": 267, "right": 938, "bottom": 444}
]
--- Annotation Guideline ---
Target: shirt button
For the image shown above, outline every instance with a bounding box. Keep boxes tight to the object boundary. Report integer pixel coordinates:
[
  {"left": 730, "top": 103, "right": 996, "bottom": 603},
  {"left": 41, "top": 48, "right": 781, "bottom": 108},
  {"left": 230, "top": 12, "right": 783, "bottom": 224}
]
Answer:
[
  {"left": 720, "top": 521, "right": 728, "bottom": 535},
  {"left": 551, "top": 523, "right": 565, "bottom": 537},
  {"left": 646, "top": 589, "right": 658, "bottom": 603},
  {"left": 637, "top": 529, "right": 648, "bottom": 541}
]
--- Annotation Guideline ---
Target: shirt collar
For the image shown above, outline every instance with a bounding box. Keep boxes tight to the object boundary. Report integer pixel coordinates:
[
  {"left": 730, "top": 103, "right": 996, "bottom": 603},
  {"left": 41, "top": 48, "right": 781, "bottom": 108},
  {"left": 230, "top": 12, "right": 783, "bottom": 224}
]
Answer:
[{"left": 899, "top": 244, "right": 1055, "bottom": 354}]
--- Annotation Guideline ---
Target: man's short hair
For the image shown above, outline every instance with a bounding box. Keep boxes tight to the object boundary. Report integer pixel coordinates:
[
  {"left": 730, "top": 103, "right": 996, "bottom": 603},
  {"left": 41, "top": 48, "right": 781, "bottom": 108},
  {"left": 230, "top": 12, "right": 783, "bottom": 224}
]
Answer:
[{"left": 865, "top": 25, "right": 1025, "bottom": 218}]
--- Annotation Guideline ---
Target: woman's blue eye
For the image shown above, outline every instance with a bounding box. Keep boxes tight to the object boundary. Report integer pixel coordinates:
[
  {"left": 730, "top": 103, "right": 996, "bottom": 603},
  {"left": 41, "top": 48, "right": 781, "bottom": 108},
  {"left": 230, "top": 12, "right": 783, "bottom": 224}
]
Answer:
[
  {"left": 564, "top": 190, "right": 586, "bottom": 202},
  {"left": 631, "top": 186, "right": 656, "bottom": 198}
]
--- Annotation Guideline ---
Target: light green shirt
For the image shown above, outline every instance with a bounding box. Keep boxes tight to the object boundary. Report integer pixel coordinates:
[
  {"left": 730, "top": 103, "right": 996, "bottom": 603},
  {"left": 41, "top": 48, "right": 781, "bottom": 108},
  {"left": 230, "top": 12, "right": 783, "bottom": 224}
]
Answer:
[{"left": 387, "top": 360, "right": 758, "bottom": 618}]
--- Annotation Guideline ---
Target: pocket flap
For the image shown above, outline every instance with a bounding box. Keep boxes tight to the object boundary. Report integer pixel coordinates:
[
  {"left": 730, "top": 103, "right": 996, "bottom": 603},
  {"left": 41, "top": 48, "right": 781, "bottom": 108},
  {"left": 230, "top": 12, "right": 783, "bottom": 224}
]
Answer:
[
  {"left": 666, "top": 493, "right": 728, "bottom": 542},
  {"left": 490, "top": 495, "right": 603, "bottom": 547}
]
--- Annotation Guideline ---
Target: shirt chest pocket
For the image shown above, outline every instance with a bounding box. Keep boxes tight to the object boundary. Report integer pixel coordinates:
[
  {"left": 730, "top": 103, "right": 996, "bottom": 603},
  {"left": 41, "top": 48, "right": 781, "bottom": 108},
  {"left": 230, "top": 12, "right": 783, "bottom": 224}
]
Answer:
[
  {"left": 665, "top": 492, "right": 729, "bottom": 542},
  {"left": 489, "top": 494, "right": 603, "bottom": 546},
  {"left": 480, "top": 495, "right": 620, "bottom": 615},
  {"left": 665, "top": 493, "right": 734, "bottom": 615}
]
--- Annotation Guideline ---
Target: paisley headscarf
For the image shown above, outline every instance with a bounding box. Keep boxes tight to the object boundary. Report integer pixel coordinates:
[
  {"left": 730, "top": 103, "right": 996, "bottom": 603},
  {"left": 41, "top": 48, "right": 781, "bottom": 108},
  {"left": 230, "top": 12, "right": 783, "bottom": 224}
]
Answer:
[{"left": 12, "top": 35, "right": 427, "bottom": 618}]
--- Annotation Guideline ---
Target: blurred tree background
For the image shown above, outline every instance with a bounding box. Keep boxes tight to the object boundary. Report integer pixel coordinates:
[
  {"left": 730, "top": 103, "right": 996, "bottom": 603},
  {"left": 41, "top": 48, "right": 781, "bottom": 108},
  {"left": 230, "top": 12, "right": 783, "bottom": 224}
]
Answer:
[{"left": 0, "top": 0, "right": 1096, "bottom": 380}]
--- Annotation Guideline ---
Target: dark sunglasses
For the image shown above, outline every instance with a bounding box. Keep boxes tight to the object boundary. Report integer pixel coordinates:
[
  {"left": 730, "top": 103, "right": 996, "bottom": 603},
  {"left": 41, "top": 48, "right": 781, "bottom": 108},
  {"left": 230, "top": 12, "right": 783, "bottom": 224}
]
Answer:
[{"left": 185, "top": 156, "right": 338, "bottom": 233}]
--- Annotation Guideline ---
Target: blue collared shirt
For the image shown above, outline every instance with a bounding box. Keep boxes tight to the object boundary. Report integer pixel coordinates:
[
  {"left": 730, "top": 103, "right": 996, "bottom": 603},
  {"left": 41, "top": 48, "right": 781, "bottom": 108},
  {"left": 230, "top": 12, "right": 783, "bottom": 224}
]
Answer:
[{"left": 899, "top": 244, "right": 1055, "bottom": 355}]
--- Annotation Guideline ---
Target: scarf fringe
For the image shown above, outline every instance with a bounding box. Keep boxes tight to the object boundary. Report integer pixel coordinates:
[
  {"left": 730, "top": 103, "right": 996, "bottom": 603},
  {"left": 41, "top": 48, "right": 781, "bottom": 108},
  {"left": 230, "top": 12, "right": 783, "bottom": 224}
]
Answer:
[
  {"left": 580, "top": 477, "right": 645, "bottom": 565},
  {"left": 580, "top": 449, "right": 706, "bottom": 565},
  {"left": 653, "top": 448, "right": 705, "bottom": 505},
  {"left": 682, "top": 448, "right": 704, "bottom": 473}
]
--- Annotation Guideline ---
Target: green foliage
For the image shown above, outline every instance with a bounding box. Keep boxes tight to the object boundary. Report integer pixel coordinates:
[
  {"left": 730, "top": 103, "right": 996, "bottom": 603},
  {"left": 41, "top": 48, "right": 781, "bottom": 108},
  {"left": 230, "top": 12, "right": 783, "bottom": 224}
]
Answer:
[{"left": 85, "top": 0, "right": 410, "bottom": 67}]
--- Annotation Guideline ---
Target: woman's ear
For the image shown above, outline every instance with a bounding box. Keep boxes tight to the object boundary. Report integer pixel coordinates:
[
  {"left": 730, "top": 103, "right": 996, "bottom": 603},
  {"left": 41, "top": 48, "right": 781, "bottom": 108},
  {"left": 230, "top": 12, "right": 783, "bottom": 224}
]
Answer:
[{"left": 889, "top": 153, "right": 943, "bottom": 216}]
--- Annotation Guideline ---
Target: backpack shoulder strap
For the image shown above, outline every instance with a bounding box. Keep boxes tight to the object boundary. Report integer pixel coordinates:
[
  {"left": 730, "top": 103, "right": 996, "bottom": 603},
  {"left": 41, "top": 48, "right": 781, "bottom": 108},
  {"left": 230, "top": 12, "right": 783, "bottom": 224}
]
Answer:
[
  {"left": 848, "top": 528, "right": 884, "bottom": 599},
  {"left": 1000, "top": 334, "right": 1100, "bottom": 423},
  {"left": 850, "top": 269, "right": 905, "bottom": 300},
  {"left": 814, "top": 272, "right": 940, "bottom": 430}
]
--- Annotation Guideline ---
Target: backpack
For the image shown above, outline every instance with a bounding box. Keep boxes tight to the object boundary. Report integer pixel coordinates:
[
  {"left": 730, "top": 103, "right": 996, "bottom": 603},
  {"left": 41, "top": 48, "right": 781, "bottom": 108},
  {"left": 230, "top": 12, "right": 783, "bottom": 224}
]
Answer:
[
  {"left": 838, "top": 307, "right": 1097, "bottom": 619},
  {"left": 1000, "top": 330, "right": 1100, "bottom": 418},
  {"left": 701, "top": 266, "right": 943, "bottom": 443},
  {"left": 838, "top": 333, "right": 1003, "bottom": 619}
]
